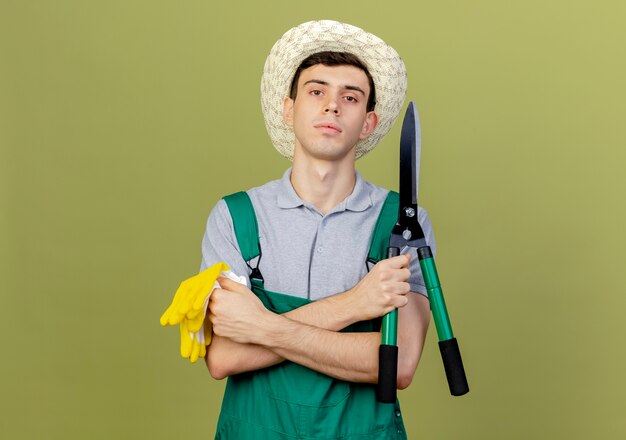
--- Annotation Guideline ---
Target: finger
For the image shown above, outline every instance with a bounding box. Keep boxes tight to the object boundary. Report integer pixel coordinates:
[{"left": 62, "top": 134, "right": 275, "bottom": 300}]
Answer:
[
  {"left": 199, "top": 261, "right": 228, "bottom": 282},
  {"left": 173, "top": 279, "right": 197, "bottom": 320},
  {"left": 389, "top": 267, "right": 412, "bottom": 282},
  {"left": 382, "top": 281, "right": 411, "bottom": 297},
  {"left": 379, "top": 266, "right": 411, "bottom": 282},
  {"left": 217, "top": 276, "right": 248, "bottom": 293},
  {"left": 179, "top": 284, "right": 198, "bottom": 315},
  {"left": 381, "top": 254, "right": 411, "bottom": 269},
  {"left": 184, "top": 284, "right": 205, "bottom": 314},
  {"left": 160, "top": 279, "right": 191, "bottom": 326},
  {"left": 190, "top": 337, "right": 200, "bottom": 363},
  {"left": 187, "top": 311, "right": 205, "bottom": 333},
  {"left": 395, "top": 295, "right": 410, "bottom": 308},
  {"left": 180, "top": 320, "right": 192, "bottom": 358},
  {"left": 390, "top": 281, "right": 412, "bottom": 295},
  {"left": 186, "top": 307, "right": 203, "bottom": 321},
  {"left": 192, "top": 280, "right": 219, "bottom": 312}
]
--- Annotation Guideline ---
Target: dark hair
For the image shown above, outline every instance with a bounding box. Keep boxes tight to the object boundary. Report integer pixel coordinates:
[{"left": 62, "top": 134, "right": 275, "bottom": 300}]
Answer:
[{"left": 289, "top": 51, "right": 376, "bottom": 112}]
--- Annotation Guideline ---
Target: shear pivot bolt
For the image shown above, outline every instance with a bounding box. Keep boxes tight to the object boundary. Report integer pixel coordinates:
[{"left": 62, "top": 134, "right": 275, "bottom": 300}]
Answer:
[{"left": 404, "top": 207, "right": 415, "bottom": 217}]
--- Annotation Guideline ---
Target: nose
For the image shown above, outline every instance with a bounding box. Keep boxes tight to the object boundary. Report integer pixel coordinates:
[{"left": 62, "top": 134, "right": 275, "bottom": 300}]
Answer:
[{"left": 324, "top": 97, "right": 340, "bottom": 115}]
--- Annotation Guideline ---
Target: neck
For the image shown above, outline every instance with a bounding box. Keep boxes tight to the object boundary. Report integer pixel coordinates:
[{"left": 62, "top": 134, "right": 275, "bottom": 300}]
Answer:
[{"left": 290, "top": 156, "right": 356, "bottom": 215}]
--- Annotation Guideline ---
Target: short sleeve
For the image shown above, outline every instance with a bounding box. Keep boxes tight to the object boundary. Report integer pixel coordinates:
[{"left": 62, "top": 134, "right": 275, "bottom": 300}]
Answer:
[{"left": 200, "top": 199, "right": 251, "bottom": 283}]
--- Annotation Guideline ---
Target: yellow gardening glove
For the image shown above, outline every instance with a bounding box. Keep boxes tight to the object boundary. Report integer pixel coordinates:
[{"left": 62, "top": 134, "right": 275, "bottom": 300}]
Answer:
[
  {"left": 180, "top": 316, "right": 214, "bottom": 363},
  {"left": 160, "top": 262, "right": 247, "bottom": 363},
  {"left": 160, "top": 262, "right": 229, "bottom": 327}
]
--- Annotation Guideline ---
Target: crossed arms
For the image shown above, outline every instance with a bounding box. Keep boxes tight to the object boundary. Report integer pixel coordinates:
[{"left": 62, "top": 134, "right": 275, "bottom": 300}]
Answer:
[{"left": 205, "top": 254, "right": 430, "bottom": 389}]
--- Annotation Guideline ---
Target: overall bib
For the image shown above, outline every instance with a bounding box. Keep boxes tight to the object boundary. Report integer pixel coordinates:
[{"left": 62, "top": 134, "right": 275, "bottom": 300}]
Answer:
[{"left": 215, "top": 191, "right": 407, "bottom": 439}]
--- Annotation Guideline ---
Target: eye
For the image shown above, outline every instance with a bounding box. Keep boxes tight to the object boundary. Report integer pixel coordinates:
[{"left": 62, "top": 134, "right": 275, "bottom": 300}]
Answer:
[
  {"left": 344, "top": 96, "right": 358, "bottom": 103},
  {"left": 310, "top": 89, "right": 323, "bottom": 96}
]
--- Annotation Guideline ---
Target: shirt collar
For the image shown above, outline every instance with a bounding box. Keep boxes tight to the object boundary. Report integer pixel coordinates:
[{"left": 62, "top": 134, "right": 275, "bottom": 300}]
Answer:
[
  {"left": 276, "top": 168, "right": 304, "bottom": 209},
  {"left": 276, "top": 168, "right": 373, "bottom": 213}
]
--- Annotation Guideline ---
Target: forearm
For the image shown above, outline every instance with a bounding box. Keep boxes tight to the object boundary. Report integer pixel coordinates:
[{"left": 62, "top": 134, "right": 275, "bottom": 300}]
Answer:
[
  {"left": 209, "top": 296, "right": 428, "bottom": 386},
  {"left": 207, "top": 334, "right": 279, "bottom": 379},
  {"left": 208, "top": 257, "right": 423, "bottom": 383},
  {"left": 260, "top": 293, "right": 429, "bottom": 385},
  {"left": 396, "top": 293, "right": 430, "bottom": 388},
  {"left": 207, "top": 289, "right": 361, "bottom": 378},
  {"left": 261, "top": 314, "right": 381, "bottom": 383}
]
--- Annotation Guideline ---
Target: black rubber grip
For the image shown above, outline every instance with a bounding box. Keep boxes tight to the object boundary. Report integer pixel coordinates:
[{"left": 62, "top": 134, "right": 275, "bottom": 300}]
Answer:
[
  {"left": 439, "top": 338, "right": 469, "bottom": 396},
  {"left": 388, "top": 247, "right": 400, "bottom": 258},
  {"left": 417, "top": 246, "right": 433, "bottom": 260},
  {"left": 376, "top": 344, "right": 398, "bottom": 403}
]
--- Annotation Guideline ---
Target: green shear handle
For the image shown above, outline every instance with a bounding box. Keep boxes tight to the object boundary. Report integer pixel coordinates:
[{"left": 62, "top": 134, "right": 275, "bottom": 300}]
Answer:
[
  {"left": 376, "top": 247, "right": 400, "bottom": 403},
  {"left": 377, "top": 246, "right": 469, "bottom": 402},
  {"left": 418, "top": 246, "right": 469, "bottom": 396}
]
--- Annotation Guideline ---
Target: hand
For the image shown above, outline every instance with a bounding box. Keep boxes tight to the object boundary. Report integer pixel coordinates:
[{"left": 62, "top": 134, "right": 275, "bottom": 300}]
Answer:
[
  {"left": 208, "top": 277, "right": 273, "bottom": 345},
  {"left": 348, "top": 254, "right": 412, "bottom": 321}
]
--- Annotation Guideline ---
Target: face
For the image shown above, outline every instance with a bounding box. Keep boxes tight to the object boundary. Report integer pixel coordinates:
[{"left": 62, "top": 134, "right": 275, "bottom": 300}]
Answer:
[{"left": 283, "top": 64, "right": 378, "bottom": 162}]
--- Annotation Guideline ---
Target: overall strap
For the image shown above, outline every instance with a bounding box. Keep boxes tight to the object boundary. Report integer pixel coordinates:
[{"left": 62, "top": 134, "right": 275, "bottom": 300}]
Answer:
[
  {"left": 223, "top": 190, "right": 398, "bottom": 283},
  {"left": 222, "top": 192, "right": 263, "bottom": 284},
  {"left": 367, "top": 190, "right": 399, "bottom": 265}
]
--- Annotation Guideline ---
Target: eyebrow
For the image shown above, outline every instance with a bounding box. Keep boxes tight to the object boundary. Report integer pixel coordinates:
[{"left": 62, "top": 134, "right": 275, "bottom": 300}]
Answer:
[{"left": 303, "top": 79, "right": 366, "bottom": 96}]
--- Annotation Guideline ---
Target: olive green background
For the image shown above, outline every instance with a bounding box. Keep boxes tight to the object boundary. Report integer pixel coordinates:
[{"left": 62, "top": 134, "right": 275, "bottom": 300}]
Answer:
[{"left": 2, "top": 1, "right": 625, "bottom": 438}]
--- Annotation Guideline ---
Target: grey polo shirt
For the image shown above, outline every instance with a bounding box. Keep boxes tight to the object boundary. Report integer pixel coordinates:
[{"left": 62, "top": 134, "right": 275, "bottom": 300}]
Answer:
[{"left": 201, "top": 168, "right": 435, "bottom": 300}]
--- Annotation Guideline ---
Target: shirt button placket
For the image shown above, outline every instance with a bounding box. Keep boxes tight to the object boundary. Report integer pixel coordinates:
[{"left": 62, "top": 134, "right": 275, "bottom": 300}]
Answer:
[{"left": 317, "top": 219, "right": 325, "bottom": 254}]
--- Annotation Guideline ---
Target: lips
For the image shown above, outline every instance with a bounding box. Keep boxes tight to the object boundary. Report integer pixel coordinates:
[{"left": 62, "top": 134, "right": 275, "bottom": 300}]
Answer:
[{"left": 314, "top": 121, "right": 342, "bottom": 133}]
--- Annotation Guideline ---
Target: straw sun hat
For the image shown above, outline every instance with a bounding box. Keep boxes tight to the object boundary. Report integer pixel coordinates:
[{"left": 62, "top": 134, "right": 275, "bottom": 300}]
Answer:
[{"left": 261, "top": 20, "right": 407, "bottom": 161}]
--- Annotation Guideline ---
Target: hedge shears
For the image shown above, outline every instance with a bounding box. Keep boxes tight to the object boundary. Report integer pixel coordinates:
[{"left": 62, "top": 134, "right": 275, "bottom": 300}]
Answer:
[{"left": 376, "top": 102, "right": 470, "bottom": 403}]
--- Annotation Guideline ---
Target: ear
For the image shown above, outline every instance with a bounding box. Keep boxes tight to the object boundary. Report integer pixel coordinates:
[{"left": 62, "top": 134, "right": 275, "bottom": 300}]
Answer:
[
  {"left": 359, "top": 111, "right": 379, "bottom": 140},
  {"left": 283, "top": 97, "right": 294, "bottom": 127}
]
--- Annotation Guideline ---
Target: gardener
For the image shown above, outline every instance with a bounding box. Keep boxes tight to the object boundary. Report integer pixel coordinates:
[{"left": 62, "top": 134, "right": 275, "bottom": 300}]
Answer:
[{"left": 202, "top": 20, "right": 435, "bottom": 439}]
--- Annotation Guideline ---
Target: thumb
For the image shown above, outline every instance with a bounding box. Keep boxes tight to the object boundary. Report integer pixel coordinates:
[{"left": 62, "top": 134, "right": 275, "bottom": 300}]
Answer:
[
  {"left": 217, "top": 276, "right": 248, "bottom": 292},
  {"left": 387, "top": 253, "right": 411, "bottom": 268}
]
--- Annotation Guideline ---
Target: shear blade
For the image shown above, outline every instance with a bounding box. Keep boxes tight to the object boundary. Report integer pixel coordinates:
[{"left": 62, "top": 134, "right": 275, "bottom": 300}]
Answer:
[{"left": 399, "top": 101, "right": 421, "bottom": 209}]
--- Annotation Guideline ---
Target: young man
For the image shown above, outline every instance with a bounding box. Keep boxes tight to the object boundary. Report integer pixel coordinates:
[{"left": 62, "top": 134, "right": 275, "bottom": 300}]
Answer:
[{"left": 202, "top": 21, "right": 435, "bottom": 439}]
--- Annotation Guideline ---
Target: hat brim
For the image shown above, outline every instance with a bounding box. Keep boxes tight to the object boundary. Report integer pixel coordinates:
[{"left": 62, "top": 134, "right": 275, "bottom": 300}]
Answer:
[{"left": 261, "top": 20, "right": 407, "bottom": 161}]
